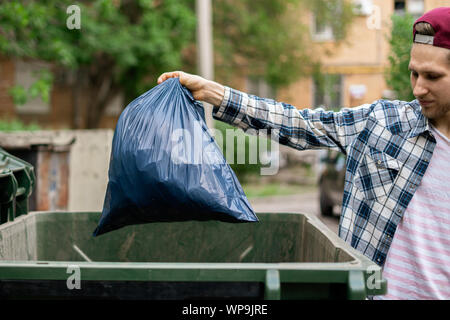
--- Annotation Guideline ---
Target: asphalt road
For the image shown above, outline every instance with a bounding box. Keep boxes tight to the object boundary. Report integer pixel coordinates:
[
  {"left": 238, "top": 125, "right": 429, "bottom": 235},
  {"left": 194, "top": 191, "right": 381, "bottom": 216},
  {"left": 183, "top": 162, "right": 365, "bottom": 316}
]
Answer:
[{"left": 249, "top": 190, "right": 340, "bottom": 235}]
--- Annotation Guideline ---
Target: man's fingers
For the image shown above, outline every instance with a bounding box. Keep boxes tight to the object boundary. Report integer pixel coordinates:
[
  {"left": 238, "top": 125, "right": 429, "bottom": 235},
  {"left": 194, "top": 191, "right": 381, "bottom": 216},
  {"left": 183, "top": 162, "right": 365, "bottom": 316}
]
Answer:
[{"left": 157, "top": 71, "right": 182, "bottom": 84}]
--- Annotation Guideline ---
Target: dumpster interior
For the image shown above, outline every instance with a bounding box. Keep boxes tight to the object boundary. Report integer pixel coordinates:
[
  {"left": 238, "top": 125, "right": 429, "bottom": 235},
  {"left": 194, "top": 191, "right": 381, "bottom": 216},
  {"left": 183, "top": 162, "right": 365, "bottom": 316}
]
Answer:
[
  {"left": 0, "top": 211, "right": 354, "bottom": 264},
  {"left": 0, "top": 210, "right": 391, "bottom": 300}
]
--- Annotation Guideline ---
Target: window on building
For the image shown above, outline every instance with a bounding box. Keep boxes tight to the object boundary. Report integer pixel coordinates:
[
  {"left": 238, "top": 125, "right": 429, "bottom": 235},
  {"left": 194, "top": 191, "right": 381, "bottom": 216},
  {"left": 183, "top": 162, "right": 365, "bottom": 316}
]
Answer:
[
  {"left": 313, "top": 74, "right": 343, "bottom": 110},
  {"left": 394, "top": 0, "right": 406, "bottom": 15},
  {"left": 353, "top": 0, "right": 374, "bottom": 16},
  {"left": 394, "top": 0, "right": 424, "bottom": 17},
  {"left": 14, "top": 60, "right": 51, "bottom": 114},
  {"left": 311, "top": 14, "right": 334, "bottom": 42},
  {"left": 246, "top": 76, "right": 276, "bottom": 100},
  {"left": 407, "top": 0, "right": 424, "bottom": 18}
]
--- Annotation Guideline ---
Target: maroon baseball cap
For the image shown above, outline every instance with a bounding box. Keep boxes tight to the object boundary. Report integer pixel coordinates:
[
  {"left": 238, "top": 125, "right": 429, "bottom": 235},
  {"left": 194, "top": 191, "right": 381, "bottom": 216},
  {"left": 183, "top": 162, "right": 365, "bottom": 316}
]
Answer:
[{"left": 413, "top": 7, "right": 450, "bottom": 50}]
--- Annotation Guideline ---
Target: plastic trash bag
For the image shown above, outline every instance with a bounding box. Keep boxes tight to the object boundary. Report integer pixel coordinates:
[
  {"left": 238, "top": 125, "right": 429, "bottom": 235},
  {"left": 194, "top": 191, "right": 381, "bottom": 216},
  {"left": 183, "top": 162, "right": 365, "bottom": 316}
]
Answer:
[{"left": 93, "top": 78, "right": 258, "bottom": 236}]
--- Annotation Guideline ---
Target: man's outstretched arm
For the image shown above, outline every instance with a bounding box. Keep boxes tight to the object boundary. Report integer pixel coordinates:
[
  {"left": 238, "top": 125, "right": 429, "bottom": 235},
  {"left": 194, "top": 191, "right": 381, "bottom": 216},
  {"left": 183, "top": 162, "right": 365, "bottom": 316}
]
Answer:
[{"left": 158, "top": 71, "right": 374, "bottom": 152}]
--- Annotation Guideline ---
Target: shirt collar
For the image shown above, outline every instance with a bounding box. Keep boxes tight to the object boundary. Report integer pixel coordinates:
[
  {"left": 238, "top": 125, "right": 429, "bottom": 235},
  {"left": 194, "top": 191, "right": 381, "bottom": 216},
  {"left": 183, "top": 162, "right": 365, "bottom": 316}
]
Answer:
[{"left": 407, "top": 100, "right": 432, "bottom": 138}]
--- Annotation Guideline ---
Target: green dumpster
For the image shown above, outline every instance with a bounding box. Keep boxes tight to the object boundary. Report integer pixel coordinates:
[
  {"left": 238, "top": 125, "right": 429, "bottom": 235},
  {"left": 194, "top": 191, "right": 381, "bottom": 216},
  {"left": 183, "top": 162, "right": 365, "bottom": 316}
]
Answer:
[
  {"left": 0, "top": 169, "right": 18, "bottom": 224},
  {"left": 0, "top": 211, "right": 386, "bottom": 299},
  {"left": 0, "top": 148, "right": 35, "bottom": 222}
]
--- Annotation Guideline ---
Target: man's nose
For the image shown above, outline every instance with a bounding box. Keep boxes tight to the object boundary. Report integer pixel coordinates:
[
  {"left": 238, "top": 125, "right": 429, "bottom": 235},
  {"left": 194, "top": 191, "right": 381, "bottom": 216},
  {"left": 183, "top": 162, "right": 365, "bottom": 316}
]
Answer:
[{"left": 413, "top": 77, "right": 429, "bottom": 98}]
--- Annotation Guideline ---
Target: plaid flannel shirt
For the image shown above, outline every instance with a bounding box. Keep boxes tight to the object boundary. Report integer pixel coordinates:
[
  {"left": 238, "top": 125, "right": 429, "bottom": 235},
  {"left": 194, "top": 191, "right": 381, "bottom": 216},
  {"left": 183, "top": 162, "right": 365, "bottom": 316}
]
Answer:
[{"left": 213, "top": 86, "right": 437, "bottom": 266}]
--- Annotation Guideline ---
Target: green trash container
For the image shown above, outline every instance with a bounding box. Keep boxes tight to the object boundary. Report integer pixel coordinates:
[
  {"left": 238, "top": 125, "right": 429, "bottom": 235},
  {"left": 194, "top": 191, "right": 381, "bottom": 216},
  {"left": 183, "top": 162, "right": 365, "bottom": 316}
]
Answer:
[
  {"left": 0, "top": 169, "right": 18, "bottom": 224},
  {"left": 0, "top": 211, "right": 387, "bottom": 299},
  {"left": 0, "top": 148, "right": 35, "bottom": 222}
]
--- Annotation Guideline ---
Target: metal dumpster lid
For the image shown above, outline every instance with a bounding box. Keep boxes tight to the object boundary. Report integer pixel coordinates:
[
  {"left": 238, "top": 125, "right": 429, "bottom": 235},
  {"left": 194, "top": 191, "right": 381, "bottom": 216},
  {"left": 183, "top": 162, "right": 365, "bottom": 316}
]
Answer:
[{"left": 0, "top": 131, "right": 76, "bottom": 151}]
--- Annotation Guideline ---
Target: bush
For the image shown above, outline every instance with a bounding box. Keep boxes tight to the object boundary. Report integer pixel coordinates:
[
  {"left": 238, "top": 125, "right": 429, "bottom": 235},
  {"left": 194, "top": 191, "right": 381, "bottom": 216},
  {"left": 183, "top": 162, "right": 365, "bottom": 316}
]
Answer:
[
  {"left": 385, "top": 13, "right": 416, "bottom": 101},
  {"left": 213, "top": 120, "right": 272, "bottom": 182},
  {"left": 0, "top": 119, "right": 41, "bottom": 132}
]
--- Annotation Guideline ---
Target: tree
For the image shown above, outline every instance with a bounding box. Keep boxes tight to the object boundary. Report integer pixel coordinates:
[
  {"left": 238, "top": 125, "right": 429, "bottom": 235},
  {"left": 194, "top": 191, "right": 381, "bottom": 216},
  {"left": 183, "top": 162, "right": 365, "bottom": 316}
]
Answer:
[
  {"left": 1, "top": 0, "right": 354, "bottom": 128},
  {"left": 0, "top": 0, "right": 196, "bottom": 128},
  {"left": 385, "top": 13, "right": 416, "bottom": 102},
  {"left": 213, "top": 0, "right": 355, "bottom": 89}
]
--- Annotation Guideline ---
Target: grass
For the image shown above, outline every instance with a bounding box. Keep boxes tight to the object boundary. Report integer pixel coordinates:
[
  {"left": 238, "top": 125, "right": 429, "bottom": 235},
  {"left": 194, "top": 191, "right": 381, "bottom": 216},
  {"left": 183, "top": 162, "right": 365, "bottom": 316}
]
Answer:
[{"left": 242, "top": 182, "right": 317, "bottom": 199}]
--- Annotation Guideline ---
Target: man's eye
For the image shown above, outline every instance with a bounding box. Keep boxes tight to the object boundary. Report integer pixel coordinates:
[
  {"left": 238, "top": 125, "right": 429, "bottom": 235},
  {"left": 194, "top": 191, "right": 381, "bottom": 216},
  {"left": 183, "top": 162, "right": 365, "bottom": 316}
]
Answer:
[
  {"left": 426, "top": 74, "right": 440, "bottom": 80},
  {"left": 411, "top": 71, "right": 418, "bottom": 78}
]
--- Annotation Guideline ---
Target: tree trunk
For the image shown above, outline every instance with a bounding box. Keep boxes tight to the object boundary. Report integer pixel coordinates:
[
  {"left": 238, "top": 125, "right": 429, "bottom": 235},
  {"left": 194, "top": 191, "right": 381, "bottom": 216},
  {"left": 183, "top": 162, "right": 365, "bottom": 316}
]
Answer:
[
  {"left": 85, "top": 57, "right": 118, "bottom": 129},
  {"left": 72, "top": 68, "right": 85, "bottom": 129},
  {"left": 85, "top": 79, "right": 121, "bottom": 128}
]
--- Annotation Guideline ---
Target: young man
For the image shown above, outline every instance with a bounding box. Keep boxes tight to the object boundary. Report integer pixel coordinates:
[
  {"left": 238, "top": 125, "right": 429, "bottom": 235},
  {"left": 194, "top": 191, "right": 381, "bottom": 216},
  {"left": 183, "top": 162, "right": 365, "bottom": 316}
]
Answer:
[{"left": 158, "top": 7, "right": 450, "bottom": 299}]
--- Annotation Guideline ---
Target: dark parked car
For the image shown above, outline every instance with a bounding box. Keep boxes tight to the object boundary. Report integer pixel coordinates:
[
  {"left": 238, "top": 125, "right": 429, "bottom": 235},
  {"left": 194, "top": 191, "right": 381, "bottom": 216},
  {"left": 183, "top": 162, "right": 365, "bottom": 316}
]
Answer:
[{"left": 318, "top": 150, "right": 346, "bottom": 217}]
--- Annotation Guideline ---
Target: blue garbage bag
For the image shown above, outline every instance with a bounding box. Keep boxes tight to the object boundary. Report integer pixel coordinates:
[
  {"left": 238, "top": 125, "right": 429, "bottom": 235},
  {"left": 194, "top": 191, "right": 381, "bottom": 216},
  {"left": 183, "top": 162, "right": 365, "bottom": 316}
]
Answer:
[{"left": 93, "top": 78, "right": 258, "bottom": 236}]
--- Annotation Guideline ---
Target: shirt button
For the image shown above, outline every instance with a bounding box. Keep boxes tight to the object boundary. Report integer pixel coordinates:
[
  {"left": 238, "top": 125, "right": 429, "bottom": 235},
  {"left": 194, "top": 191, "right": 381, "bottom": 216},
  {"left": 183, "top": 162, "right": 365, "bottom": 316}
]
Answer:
[{"left": 377, "top": 160, "right": 382, "bottom": 165}]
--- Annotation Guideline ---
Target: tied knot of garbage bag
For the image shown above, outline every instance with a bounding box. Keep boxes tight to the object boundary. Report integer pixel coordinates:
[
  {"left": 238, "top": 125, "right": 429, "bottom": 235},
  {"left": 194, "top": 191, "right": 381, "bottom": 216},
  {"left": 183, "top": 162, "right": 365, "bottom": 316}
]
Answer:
[{"left": 93, "top": 78, "right": 258, "bottom": 236}]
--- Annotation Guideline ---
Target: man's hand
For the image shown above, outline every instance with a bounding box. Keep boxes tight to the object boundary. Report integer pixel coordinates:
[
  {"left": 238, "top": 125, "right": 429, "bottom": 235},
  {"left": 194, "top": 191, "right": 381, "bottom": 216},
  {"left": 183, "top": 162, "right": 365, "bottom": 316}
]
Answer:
[{"left": 157, "top": 71, "right": 225, "bottom": 106}]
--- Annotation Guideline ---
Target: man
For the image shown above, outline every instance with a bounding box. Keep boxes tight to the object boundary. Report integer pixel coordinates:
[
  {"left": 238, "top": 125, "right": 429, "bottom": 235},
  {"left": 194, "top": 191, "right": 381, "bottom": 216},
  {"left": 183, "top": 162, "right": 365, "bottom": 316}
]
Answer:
[{"left": 158, "top": 7, "right": 450, "bottom": 299}]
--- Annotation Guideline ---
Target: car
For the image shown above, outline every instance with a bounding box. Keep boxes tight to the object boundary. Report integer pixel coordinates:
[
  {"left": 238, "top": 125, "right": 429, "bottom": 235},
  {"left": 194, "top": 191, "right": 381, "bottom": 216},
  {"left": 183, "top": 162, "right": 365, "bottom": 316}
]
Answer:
[{"left": 318, "top": 149, "right": 346, "bottom": 217}]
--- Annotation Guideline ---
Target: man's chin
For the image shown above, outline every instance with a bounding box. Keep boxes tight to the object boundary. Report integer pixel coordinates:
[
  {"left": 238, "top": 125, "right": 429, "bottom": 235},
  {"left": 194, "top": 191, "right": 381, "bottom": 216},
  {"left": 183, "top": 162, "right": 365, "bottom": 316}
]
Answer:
[{"left": 420, "top": 106, "right": 436, "bottom": 120}]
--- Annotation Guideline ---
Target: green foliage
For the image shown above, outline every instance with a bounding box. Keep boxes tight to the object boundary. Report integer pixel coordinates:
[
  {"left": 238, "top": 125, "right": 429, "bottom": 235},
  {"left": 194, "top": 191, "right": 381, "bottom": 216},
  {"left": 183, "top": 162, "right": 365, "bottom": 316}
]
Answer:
[
  {"left": 385, "top": 13, "right": 416, "bottom": 101},
  {"left": 0, "top": 0, "right": 196, "bottom": 108},
  {"left": 312, "top": 63, "right": 342, "bottom": 110},
  {"left": 213, "top": 120, "right": 271, "bottom": 182},
  {"left": 0, "top": 0, "right": 355, "bottom": 127},
  {"left": 9, "top": 69, "right": 53, "bottom": 106},
  {"left": 308, "top": 0, "right": 354, "bottom": 41},
  {"left": 213, "top": 0, "right": 355, "bottom": 88},
  {"left": 8, "top": 86, "right": 28, "bottom": 105},
  {"left": 0, "top": 119, "right": 41, "bottom": 131}
]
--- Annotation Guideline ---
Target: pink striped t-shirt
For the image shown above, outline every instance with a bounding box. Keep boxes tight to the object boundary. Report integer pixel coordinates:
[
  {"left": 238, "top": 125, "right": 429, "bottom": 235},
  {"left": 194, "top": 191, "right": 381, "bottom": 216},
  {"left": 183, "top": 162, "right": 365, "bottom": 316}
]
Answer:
[{"left": 375, "top": 125, "right": 450, "bottom": 300}]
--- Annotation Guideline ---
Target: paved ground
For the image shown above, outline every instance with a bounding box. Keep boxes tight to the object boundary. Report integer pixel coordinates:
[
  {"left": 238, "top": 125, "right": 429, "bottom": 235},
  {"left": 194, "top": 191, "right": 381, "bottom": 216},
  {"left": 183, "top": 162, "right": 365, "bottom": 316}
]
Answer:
[{"left": 249, "top": 189, "right": 340, "bottom": 235}]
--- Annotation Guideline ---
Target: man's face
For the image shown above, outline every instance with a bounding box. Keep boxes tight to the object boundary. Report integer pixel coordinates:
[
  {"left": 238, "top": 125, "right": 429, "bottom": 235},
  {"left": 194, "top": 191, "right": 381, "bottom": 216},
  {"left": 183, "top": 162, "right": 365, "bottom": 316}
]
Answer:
[{"left": 409, "top": 44, "right": 450, "bottom": 121}]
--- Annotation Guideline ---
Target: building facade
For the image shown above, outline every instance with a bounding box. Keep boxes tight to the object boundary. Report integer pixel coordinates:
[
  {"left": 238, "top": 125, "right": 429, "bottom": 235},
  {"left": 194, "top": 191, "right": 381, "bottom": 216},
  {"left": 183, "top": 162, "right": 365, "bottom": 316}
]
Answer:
[
  {"left": 276, "top": 0, "right": 450, "bottom": 110},
  {"left": 1, "top": 0, "right": 450, "bottom": 129}
]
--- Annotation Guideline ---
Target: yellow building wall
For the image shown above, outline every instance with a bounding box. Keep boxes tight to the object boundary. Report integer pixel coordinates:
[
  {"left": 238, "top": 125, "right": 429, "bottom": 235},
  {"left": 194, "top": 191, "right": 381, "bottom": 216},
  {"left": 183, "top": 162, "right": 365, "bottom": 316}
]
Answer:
[
  {"left": 425, "top": 0, "right": 450, "bottom": 10},
  {"left": 278, "top": 0, "right": 450, "bottom": 110},
  {"left": 277, "top": 77, "right": 313, "bottom": 108}
]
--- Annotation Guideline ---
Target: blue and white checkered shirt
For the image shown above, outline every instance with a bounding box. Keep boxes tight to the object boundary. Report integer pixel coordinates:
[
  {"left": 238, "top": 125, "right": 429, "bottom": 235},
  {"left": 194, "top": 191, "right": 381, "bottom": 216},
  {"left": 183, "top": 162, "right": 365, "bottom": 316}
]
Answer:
[{"left": 213, "top": 86, "right": 437, "bottom": 266}]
